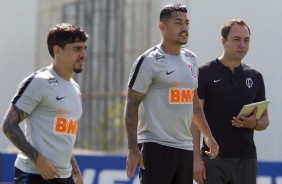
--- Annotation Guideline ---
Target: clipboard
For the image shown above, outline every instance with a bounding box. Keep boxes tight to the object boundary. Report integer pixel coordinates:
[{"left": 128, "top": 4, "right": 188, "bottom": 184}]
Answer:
[{"left": 238, "top": 100, "right": 270, "bottom": 119}]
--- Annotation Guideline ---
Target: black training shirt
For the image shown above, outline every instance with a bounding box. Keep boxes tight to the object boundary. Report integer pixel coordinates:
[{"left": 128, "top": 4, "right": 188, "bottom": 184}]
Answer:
[{"left": 198, "top": 58, "right": 266, "bottom": 158}]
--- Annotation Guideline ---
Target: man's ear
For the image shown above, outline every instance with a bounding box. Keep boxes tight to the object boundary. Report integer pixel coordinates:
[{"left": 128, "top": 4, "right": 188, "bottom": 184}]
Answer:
[
  {"left": 53, "top": 45, "right": 61, "bottom": 56},
  {"left": 221, "top": 37, "right": 226, "bottom": 47},
  {"left": 159, "top": 22, "right": 166, "bottom": 31}
]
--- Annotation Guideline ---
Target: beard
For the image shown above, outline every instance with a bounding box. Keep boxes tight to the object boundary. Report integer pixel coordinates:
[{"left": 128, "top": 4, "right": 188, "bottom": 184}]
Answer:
[
  {"left": 176, "top": 40, "right": 187, "bottom": 45},
  {"left": 73, "top": 63, "right": 83, "bottom": 73},
  {"left": 176, "top": 33, "right": 188, "bottom": 45},
  {"left": 74, "top": 68, "right": 83, "bottom": 73}
]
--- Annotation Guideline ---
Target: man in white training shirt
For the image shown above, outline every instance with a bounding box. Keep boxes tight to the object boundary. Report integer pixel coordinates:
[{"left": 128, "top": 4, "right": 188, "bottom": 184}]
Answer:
[
  {"left": 124, "top": 4, "right": 219, "bottom": 184},
  {"left": 1, "top": 23, "right": 88, "bottom": 184}
]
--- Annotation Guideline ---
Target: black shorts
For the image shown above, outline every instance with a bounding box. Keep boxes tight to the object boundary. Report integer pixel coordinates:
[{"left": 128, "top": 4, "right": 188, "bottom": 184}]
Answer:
[
  {"left": 14, "top": 167, "right": 75, "bottom": 184},
  {"left": 203, "top": 157, "right": 257, "bottom": 184},
  {"left": 139, "top": 142, "right": 193, "bottom": 184}
]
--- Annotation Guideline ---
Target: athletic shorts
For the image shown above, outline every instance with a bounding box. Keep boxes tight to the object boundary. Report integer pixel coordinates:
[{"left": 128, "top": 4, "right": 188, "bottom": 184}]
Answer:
[
  {"left": 14, "top": 167, "right": 75, "bottom": 184},
  {"left": 139, "top": 142, "right": 193, "bottom": 184},
  {"left": 203, "top": 157, "right": 257, "bottom": 184}
]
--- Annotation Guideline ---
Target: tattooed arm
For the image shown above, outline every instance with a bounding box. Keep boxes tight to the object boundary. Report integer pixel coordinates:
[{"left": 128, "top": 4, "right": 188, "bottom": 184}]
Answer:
[
  {"left": 71, "top": 154, "right": 83, "bottom": 184},
  {"left": 125, "top": 88, "right": 145, "bottom": 178},
  {"left": 1, "top": 104, "right": 39, "bottom": 162},
  {"left": 1, "top": 104, "right": 59, "bottom": 179},
  {"left": 125, "top": 88, "right": 145, "bottom": 149}
]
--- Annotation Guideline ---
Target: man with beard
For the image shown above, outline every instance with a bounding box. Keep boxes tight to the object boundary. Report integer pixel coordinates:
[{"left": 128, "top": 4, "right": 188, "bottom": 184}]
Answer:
[
  {"left": 1, "top": 23, "right": 88, "bottom": 184},
  {"left": 124, "top": 4, "right": 219, "bottom": 184}
]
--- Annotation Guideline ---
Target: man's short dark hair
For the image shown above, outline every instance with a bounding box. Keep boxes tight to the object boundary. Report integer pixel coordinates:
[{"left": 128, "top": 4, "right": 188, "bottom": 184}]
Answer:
[
  {"left": 221, "top": 19, "right": 251, "bottom": 40},
  {"left": 47, "top": 23, "right": 89, "bottom": 58},
  {"left": 160, "top": 4, "right": 187, "bottom": 24}
]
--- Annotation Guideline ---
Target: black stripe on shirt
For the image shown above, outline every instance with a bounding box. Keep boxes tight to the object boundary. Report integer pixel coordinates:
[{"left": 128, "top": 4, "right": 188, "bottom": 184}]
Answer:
[
  {"left": 12, "top": 67, "right": 48, "bottom": 105},
  {"left": 128, "top": 46, "right": 157, "bottom": 89}
]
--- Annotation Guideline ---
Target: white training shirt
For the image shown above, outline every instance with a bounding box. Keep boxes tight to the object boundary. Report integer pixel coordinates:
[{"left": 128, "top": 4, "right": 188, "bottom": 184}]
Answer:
[
  {"left": 128, "top": 44, "right": 198, "bottom": 150},
  {"left": 12, "top": 65, "right": 82, "bottom": 178}
]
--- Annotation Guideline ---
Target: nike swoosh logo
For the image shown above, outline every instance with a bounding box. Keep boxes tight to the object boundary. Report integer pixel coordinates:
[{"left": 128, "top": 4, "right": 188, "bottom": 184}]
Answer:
[
  {"left": 56, "top": 96, "right": 65, "bottom": 100},
  {"left": 166, "top": 70, "right": 176, "bottom": 75},
  {"left": 213, "top": 79, "right": 221, "bottom": 82}
]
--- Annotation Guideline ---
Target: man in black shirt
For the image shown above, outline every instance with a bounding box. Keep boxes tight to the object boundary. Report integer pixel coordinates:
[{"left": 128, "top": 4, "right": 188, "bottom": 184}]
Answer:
[{"left": 192, "top": 19, "right": 270, "bottom": 184}]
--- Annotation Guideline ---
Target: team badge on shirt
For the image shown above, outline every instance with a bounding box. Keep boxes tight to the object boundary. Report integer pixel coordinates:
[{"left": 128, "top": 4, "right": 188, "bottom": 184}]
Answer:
[
  {"left": 184, "top": 51, "right": 195, "bottom": 59},
  {"left": 187, "top": 64, "right": 197, "bottom": 78},
  {"left": 49, "top": 78, "right": 59, "bottom": 86},
  {"left": 154, "top": 53, "right": 166, "bottom": 62},
  {"left": 246, "top": 78, "right": 253, "bottom": 88}
]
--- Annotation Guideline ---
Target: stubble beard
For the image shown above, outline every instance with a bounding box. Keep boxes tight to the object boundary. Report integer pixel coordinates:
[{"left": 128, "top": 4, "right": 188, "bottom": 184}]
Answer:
[
  {"left": 176, "top": 39, "right": 187, "bottom": 45},
  {"left": 73, "top": 63, "right": 83, "bottom": 73},
  {"left": 74, "top": 68, "right": 83, "bottom": 73}
]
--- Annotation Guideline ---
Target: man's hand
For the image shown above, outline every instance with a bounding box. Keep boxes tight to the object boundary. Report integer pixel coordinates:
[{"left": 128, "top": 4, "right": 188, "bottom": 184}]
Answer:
[
  {"left": 204, "top": 136, "right": 219, "bottom": 159},
  {"left": 35, "top": 154, "right": 59, "bottom": 180},
  {"left": 232, "top": 107, "right": 258, "bottom": 129},
  {"left": 193, "top": 157, "right": 206, "bottom": 184},
  {"left": 126, "top": 146, "right": 145, "bottom": 178}
]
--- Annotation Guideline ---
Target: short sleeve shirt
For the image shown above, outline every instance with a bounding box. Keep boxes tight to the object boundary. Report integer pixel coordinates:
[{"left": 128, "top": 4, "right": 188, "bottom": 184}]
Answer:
[
  {"left": 12, "top": 65, "right": 82, "bottom": 178},
  {"left": 128, "top": 44, "right": 198, "bottom": 150},
  {"left": 198, "top": 59, "right": 266, "bottom": 158}
]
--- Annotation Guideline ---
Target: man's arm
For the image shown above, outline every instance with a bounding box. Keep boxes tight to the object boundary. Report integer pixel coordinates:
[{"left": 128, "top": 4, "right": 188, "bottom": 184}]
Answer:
[
  {"left": 192, "top": 92, "right": 218, "bottom": 159},
  {"left": 1, "top": 104, "right": 59, "bottom": 179},
  {"left": 1, "top": 104, "right": 39, "bottom": 162},
  {"left": 71, "top": 154, "right": 83, "bottom": 184},
  {"left": 191, "top": 99, "right": 206, "bottom": 184},
  {"left": 255, "top": 109, "right": 269, "bottom": 130},
  {"left": 125, "top": 88, "right": 145, "bottom": 178}
]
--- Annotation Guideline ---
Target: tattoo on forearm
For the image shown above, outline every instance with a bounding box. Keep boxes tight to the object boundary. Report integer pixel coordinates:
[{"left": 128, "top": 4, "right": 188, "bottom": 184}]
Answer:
[
  {"left": 125, "top": 102, "right": 138, "bottom": 148},
  {"left": 1, "top": 104, "right": 39, "bottom": 163},
  {"left": 71, "top": 155, "right": 80, "bottom": 176},
  {"left": 125, "top": 89, "right": 144, "bottom": 149}
]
